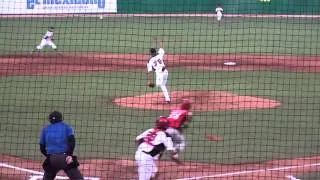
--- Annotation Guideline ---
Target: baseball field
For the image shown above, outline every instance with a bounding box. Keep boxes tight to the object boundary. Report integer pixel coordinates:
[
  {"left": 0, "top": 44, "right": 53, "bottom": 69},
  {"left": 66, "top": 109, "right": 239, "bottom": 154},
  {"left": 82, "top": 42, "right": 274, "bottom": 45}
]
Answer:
[{"left": 0, "top": 15, "right": 320, "bottom": 179}]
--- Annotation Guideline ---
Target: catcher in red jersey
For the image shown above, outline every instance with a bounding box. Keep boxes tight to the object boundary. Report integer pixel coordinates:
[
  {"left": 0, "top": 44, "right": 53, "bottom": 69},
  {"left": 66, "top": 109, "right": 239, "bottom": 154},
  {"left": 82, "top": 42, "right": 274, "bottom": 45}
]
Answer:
[{"left": 166, "top": 99, "right": 193, "bottom": 153}]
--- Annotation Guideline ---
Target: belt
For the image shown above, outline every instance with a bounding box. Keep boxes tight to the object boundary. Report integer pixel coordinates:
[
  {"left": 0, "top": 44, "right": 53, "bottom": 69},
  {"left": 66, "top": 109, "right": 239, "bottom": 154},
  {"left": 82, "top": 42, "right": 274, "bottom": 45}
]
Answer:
[
  {"left": 142, "top": 151, "right": 154, "bottom": 157},
  {"left": 142, "top": 150, "right": 150, "bottom": 154},
  {"left": 143, "top": 150, "right": 161, "bottom": 157}
]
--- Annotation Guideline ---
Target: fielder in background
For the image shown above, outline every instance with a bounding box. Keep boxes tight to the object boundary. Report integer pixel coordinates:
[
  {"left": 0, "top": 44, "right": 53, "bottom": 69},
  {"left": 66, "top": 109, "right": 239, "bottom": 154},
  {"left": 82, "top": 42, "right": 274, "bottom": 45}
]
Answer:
[
  {"left": 135, "top": 116, "right": 180, "bottom": 180},
  {"left": 147, "top": 39, "right": 171, "bottom": 104},
  {"left": 31, "top": 27, "right": 57, "bottom": 53},
  {"left": 166, "top": 99, "right": 193, "bottom": 154},
  {"left": 215, "top": 3, "right": 224, "bottom": 23},
  {"left": 39, "top": 111, "right": 84, "bottom": 180}
]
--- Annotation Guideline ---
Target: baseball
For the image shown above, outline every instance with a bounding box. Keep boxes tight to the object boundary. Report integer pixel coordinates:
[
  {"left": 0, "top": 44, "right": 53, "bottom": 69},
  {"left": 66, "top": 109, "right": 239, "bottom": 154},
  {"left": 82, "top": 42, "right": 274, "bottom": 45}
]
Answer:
[{"left": 99, "top": 15, "right": 103, "bottom": 20}]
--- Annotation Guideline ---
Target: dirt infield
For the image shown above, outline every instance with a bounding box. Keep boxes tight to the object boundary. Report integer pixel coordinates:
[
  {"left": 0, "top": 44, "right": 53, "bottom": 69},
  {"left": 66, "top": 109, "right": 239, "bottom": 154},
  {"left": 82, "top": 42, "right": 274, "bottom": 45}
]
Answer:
[
  {"left": 113, "top": 91, "right": 281, "bottom": 111},
  {"left": 0, "top": 53, "right": 320, "bottom": 76},
  {"left": 0, "top": 53, "right": 319, "bottom": 179},
  {"left": 1, "top": 155, "right": 320, "bottom": 180}
]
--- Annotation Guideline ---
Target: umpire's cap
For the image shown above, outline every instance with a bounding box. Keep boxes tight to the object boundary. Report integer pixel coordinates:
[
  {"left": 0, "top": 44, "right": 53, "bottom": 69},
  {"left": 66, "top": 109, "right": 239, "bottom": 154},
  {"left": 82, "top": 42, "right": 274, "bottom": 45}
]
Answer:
[{"left": 49, "top": 111, "right": 63, "bottom": 123}]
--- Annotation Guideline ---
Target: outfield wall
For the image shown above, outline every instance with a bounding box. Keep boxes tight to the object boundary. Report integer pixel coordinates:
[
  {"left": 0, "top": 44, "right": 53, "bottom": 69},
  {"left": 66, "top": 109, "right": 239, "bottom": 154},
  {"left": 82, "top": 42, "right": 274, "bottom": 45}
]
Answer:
[
  {"left": 117, "top": 0, "right": 320, "bottom": 14},
  {"left": 1, "top": 0, "right": 319, "bottom": 15}
]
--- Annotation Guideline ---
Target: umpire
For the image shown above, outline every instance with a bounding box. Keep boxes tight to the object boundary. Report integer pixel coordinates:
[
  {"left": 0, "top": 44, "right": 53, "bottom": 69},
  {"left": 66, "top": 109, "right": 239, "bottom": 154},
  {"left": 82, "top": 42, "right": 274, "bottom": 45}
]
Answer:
[{"left": 39, "top": 111, "right": 84, "bottom": 180}]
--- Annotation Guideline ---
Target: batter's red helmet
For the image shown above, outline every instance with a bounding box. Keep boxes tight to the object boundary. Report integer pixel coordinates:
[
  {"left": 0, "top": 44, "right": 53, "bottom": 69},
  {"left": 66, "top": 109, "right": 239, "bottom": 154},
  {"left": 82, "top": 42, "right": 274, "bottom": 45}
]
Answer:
[
  {"left": 155, "top": 116, "right": 169, "bottom": 130},
  {"left": 180, "top": 99, "right": 191, "bottom": 110}
]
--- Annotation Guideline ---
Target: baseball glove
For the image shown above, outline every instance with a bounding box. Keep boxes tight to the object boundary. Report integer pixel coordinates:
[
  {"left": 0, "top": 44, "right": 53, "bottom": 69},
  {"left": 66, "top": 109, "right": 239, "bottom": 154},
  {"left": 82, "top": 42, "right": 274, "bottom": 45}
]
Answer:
[{"left": 148, "top": 82, "right": 155, "bottom": 88}]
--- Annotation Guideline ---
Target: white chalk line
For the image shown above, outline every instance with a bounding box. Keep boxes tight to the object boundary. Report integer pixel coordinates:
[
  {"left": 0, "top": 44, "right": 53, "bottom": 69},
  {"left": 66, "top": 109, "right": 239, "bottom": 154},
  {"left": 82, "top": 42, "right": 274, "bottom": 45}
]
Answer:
[
  {"left": 0, "top": 13, "right": 319, "bottom": 18},
  {"left": 175, "top": 162, "right": 320, "bottom": 180},
  {"left": 0, "top": 162, "right": 99, "bottom": 180},
  {"left": 2, "top": 161, "right": 318, "bottom": 180}
]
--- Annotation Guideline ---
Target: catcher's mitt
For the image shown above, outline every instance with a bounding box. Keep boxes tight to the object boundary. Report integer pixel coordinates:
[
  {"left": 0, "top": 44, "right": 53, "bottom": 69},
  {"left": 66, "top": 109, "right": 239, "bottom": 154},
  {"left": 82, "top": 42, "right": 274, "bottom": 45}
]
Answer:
[{"left": 148, "top": 82, "right": 155, "bottom": 88}]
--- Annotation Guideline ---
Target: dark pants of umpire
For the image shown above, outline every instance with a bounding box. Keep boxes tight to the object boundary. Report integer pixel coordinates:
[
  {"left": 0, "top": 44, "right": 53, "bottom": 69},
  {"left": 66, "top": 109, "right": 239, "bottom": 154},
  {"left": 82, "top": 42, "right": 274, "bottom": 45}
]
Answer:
[{"left": 42, "top": 154, "right": 84, "bottom": 180}]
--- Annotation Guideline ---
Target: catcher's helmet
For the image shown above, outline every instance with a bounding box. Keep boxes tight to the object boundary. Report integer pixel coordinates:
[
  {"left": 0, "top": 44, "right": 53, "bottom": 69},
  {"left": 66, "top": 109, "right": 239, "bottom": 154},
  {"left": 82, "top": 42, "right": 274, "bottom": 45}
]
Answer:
[
  {"left": 150, "top": 48, "right": 157, "bottom": 57},
  {"left": 49, "top": 111, "right": 62, "bottom": 123},
  {"left": 155, "top": 116, "right": 169, "bottom": 130},
  {"left": 180, "top": 99, "right": 191, "bottom": 110}
]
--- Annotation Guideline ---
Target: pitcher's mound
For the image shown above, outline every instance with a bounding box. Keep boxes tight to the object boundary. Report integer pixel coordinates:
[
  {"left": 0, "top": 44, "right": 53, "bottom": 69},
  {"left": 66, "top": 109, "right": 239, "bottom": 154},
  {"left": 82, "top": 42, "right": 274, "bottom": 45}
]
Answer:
[{"left": 113, "top": 91, "right": 281, "bottom": 111}]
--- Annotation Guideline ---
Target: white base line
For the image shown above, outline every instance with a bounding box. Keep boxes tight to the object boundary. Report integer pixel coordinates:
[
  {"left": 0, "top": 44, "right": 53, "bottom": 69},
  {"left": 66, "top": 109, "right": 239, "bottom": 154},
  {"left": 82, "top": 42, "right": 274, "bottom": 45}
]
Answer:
[
  {"left": 175, "top": 163, "right": 320, "bottom": 180},
  {"left": 0, "top": 162, "right": 99, "bottom": 180}
]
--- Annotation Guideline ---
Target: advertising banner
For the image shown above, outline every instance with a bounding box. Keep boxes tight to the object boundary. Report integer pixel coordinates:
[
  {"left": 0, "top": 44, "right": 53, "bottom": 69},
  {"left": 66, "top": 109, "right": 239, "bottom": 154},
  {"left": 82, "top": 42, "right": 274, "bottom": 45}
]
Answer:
[{"left": 0, "top": 0, "right": 117, "bottom": 14}]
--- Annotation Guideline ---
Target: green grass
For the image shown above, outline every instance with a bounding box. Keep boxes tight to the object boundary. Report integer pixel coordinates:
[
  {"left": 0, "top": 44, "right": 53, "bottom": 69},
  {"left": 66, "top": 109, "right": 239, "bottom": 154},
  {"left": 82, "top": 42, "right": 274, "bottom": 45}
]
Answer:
[
  {"left": 1, "top": 68, "right": 320, "bottom": 164},
  {"left": 1, "top": 16, "right": 320, "bottom": 164},
  {"left": 0, "top": 17, "right": 319, "bottom": 55}
]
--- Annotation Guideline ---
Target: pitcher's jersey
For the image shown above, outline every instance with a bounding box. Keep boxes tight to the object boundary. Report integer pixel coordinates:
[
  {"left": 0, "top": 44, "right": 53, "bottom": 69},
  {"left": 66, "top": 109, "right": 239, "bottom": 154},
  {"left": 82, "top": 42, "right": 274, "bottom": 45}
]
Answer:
[
  {"left": 168, "top": 109, "right": 189, "bottom": 129},
  {"left": 147, "top": 48, "right": 166, "bottom": 73},
  {"left": 43, "top": 31, "right": 54, "bottom": 40},
  {"left": 136, "top": 128, "right": 174, "bottom": 158}
]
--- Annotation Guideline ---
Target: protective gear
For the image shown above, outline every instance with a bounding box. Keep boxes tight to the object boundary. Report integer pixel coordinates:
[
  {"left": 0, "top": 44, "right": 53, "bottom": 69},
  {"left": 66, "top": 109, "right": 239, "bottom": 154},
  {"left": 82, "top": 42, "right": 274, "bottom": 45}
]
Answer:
[
  {"left": 49, "top": 111, "right": 62, "bottom": 124},
  {"left": 156, "top": 116, "right": 169, "bottom": 130},
  {"left": 150, "top": 48, "right": 157, "bottom": 57},
  {"left": 180, "top": 99, "right": 191, "bottom": 110}
]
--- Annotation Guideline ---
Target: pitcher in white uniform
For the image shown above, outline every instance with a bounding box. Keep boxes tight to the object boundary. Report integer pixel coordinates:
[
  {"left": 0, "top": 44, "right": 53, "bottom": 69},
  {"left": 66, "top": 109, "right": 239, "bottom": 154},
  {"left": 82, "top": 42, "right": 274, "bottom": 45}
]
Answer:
[{"left": 147, "top": 41, "right": 171, "bottom": 103}]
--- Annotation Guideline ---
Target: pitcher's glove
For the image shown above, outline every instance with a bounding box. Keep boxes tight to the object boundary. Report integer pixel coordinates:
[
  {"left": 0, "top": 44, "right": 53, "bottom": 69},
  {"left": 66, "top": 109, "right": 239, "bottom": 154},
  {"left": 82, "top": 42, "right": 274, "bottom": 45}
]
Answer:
[{"left": 148, "top": 82, "right": 155, "bottom": 88}]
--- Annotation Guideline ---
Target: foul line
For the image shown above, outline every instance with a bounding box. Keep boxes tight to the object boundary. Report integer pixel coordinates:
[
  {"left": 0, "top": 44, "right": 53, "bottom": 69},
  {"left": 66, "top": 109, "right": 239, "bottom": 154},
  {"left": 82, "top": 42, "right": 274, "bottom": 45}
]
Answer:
[
  {"left": 0, "top": 162, "right": 99, "bottom": 180},
  {"left": 175, "top": 162, "right": 320, "bottom": 180}
]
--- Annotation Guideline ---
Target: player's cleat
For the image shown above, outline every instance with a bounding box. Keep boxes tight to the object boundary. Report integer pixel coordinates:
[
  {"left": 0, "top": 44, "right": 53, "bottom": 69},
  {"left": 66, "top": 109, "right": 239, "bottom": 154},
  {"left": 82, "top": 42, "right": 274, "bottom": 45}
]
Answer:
[{"left": 166, "top": 101, "right": 171, "bottom": 104}]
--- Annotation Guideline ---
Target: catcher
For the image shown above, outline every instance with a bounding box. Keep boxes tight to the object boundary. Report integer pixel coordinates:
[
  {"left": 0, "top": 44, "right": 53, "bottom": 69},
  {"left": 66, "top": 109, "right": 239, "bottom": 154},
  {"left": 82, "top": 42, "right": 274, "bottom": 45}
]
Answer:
[
  {"left": 166, "top": 99, "right": 193, "bottom": 153},
  {"left": 146, "top": 39, "right": 171, "bottom": 103},
  {"left": 135, "top": 116, "right": 180, "bottom": 180}
]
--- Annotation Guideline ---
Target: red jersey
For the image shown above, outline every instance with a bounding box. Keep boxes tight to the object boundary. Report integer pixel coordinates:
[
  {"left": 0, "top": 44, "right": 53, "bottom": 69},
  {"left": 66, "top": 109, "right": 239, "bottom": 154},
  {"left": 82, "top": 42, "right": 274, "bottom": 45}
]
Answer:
[{"left": 168, "top": 109, "right": 189, "bottom": 129}]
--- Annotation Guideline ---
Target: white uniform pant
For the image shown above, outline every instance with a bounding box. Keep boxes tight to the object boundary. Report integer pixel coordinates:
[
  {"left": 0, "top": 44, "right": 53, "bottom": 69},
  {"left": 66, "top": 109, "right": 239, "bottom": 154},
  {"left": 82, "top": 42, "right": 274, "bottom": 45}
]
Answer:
[
  {"left": 217, "top": 12, "right": 222, "bottom": 21},
  {"left": 37, "top": 39, "right": 57, "bottom": 50},
  {"left": 155, "top": 69, "right": 170, "bottom": 102},
  {"left": 166, "top": 127, "right": 186, "bottom": 152},
  {"left": 135, "top": 150, "right": 158, "bottom": 180},
  {"left": 155, "top": 69, "right": 168, "bottom": 87}
]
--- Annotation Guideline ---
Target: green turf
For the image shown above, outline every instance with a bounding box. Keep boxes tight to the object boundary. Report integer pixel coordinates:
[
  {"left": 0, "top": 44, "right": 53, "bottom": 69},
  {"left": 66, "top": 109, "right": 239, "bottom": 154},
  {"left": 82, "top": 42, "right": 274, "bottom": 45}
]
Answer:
[
  {"left": 1, "top": 16, "right": 319, "bottom": 164},
  {"left": 0, "top": 68, "right": 320, "bottom": 164},
  {"left": 0, "top": 17, "right": 319, "bottom": 55}
]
